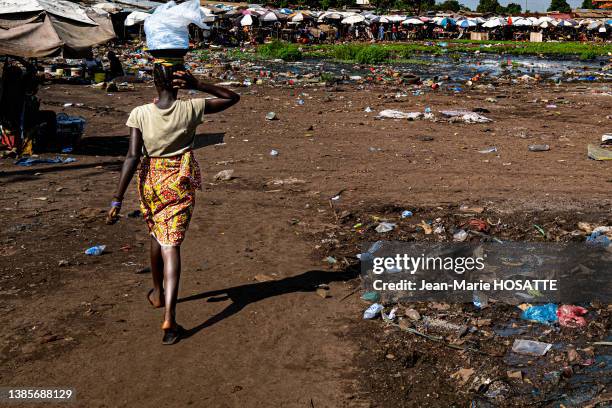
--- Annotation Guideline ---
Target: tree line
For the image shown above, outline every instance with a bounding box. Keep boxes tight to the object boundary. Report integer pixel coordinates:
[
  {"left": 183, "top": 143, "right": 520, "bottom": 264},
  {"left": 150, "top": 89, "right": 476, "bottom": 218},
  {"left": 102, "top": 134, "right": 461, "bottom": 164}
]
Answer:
[{"left": 278, "top": 0, "right": 591, "bottom": 15}]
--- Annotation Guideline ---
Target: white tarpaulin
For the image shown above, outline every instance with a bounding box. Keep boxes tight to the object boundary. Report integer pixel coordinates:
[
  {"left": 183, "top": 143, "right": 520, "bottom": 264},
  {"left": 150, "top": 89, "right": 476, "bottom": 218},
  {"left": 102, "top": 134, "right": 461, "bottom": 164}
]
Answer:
[
  {"left": 124, "top": 10, "right": 151, "bottom": 26},
  {"left": 240, "top": 14, "right": 253, "bottom": 26},
  {"left": 0, "top": 0, "right": 97, "bottom": 24},
  {"left": 341, "top": 14, "right": 365, "bottom": 25}
]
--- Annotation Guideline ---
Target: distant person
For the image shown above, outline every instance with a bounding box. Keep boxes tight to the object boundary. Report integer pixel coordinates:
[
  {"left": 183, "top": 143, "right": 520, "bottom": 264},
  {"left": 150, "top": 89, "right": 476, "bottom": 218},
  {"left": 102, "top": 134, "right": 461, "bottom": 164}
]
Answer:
[
  {"left": 107, "top": 51, "right": 124, "bottom": 79},
  {"left": 83, "top": 56, "right": 102, "bottom": 79},
  {"left": 107, "top": 63, "right": 240, "bottom": 345},
  {"left": 378, "top": 24, "right": 385, "bottom": 41},
  {"left": 391, "top": 24, "right": 397, "bottom": 41}
]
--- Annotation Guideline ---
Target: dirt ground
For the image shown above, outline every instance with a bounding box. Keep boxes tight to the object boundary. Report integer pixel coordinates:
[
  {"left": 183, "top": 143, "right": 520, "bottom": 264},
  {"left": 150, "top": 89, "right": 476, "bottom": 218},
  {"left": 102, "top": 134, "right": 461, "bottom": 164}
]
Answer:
[{"left": 0, "top": 78, "right": 611, "bottom": 407}]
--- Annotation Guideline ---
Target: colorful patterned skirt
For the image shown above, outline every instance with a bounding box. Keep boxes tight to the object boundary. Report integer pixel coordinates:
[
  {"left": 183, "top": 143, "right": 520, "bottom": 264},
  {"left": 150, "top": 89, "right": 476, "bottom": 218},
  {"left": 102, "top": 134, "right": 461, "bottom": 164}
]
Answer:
[{"left": 137, "top": 151, "right": 202, "bottom": 247}]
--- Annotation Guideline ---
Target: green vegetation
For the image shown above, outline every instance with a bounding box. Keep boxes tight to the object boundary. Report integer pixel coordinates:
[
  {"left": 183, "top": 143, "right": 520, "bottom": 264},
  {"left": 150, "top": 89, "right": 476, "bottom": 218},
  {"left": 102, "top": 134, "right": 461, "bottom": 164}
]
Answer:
[
  {"left": 319, "top": 72, "right": 336, "bottom": 83},
  {"left": 477, "top": 0, "right": 501, "bottom": 12},
  {"left": 257, "top": 41, "right": 302, "bottom": 61},
  {"left": 580, "top": 50, "right": 599, "bottom": 60},
  {"left": 329, "top": 44, "right": 390, "bottom": 64},
  {"left": 505, "top": 2, "right": 522, "bottom": 13},
  {"left": 548, "top": 0, "right": 571, "bottom": 12},
  {"left": 194, "top": 50, "right": 210, "bottom": 61},
  {"left": 224, "top": 48, "right": 256, "bottom": 60},
  {"left": 476, "top": 0, "right": 522, "bottom": 13},
  {"left": 243, "top": 40, "right": 610, "bottom": 65},
  {"left": 306, "top": 41, "right": 611, "bottom": 62},
  {"left": 437, "top": 0, "right": 462, "bottom": 11}
]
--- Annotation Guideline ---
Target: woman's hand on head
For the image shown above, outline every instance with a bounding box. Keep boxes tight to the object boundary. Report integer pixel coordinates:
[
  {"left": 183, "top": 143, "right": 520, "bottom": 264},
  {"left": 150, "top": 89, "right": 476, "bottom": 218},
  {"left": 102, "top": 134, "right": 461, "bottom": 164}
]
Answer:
[{"left": 173, "top": 70, "right": 198, "bottom": 90}]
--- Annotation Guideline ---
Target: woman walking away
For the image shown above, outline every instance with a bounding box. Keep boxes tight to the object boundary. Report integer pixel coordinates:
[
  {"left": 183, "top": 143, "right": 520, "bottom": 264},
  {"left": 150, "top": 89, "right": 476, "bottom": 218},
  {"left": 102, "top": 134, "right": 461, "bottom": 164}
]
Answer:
[{"left": 106, "top": 62, "right": 240, "bottom": 344}]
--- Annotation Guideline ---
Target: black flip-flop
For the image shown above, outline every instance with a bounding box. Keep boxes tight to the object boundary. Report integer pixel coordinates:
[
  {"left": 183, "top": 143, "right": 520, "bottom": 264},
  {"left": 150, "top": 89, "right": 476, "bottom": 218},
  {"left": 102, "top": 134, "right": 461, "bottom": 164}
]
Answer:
[{"left": 162, "top": 325, "right": 185, "bottom": 345}]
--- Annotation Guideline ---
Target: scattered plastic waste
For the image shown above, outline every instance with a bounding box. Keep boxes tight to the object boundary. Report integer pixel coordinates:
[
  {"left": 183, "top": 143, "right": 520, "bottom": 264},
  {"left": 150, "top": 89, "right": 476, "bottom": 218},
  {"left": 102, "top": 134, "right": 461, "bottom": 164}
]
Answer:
[
  {"left": 324, "top": 256, "right": 337, "bottom": 265},
  {"left": 472, "top": 292, "right": 488, "bottom": 309},
  {"left": 587, "top": 144, "right": 612, "bottom": 161},
  {"left": 382, "top": 307, "right": 398, "bottom": 321},
  {"left": 213, "top": 169, "right": 234, "bottom": 181},
  {"left": 375, "top": 222, "right": 396, "bottom": 233},
  {"left": 423, "top": 316, "right": 468, "bottom": 335},
  {"left": 363, "top": 303, "right": 384, "bottom": 319},
  {"left": 357, "top": 240, "right": 384, "bottom": 261},
  {"left": 453, "top": 229, "right": 468, "bottom": 242},
  {"left": 265, "top": 112, "right": 277, "bottom": 120},
  {"left": 377, "top": 109, "right": 424, "bottom": 120},
  {"left": 15, "top": 156, "right": 77, "bottom": 166},
  {"left": 440, "top": 110, "right": 492, "bottom": 123},
  {"left": 61, "top": 147, "right": 73, "bottom": 153},
  {"left": 528, "top": 144, "right": 550, "bottom": 152},
  {"left": 479, "top": 147, "right": 498, "bottom": 154},
  {"left": 401, "top": 210, "right": 413, "bottom": 218},
  {"left": 361, "top": 291, "right": 380, "bottom": 303},
  {"left": 364, "top": 106, "right": 372, "bottom": 113},
  {"left": 521, "top": 303, "right": 558, "bottom": 324},
  {"left": 586, "top": 230, "right": 611, "bottom": 247},
  {"left": 85, "top": 245, "right": 106, "bottom": 256},
  {"left": 405, "top": 308, "right": 421, "bottom": 320},
  {"left": 511, "top": 339, "right": 552, "bottom": 356},
  {"left": 557, "top": 305, "right": 588, "bottom": 328},
  {"left": 269, "top": 149, "right": 279, "bottom": 157},
  {"left": 296, "top": 99, "right": 305, "bottom": 106}
]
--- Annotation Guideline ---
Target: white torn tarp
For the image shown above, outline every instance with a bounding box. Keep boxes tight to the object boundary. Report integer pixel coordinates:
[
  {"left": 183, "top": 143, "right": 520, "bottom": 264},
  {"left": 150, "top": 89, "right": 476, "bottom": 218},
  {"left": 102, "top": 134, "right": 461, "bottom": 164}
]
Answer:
[
  {"left": 377, "top": 110, "right": 432, "bottom": 121},
  {"left": 440, "top": 110, "right": 492, "bottom": 123},
  {"left": 0, "top": 0, "right": 98, "bottom": 24}
]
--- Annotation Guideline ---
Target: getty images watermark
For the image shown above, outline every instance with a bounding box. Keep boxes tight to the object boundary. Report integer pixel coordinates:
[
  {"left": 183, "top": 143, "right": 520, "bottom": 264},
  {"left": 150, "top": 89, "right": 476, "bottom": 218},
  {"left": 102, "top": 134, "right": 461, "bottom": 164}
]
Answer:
[{"left": 360, "top": 241, "right": 611, "bottom": 304}]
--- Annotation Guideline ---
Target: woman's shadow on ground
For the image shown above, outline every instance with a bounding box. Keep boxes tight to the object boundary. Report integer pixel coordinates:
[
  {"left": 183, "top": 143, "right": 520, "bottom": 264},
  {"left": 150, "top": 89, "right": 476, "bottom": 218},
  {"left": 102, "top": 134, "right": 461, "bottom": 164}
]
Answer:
[{"left": 177, "top": 266, "right": 359, "bottom": 339}]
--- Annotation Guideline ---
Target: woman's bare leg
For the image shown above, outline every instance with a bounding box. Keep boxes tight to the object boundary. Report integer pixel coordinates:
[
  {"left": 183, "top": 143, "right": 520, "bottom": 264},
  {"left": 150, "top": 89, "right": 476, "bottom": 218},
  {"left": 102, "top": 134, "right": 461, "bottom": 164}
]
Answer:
[
  {"left": 148, "top": 236, "right": 164, "bottom": 308},
  {"left": 160, "top": 246, "right": 181, "bottom": 328}
]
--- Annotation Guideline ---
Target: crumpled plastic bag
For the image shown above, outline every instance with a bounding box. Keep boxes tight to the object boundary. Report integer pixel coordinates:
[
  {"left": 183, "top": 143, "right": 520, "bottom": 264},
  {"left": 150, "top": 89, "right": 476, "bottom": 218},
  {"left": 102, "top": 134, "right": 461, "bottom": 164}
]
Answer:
[
  {"left": 440, "top": 110, "right": 492, "bottom": 123},
  {"left": 377, "top": 110, "right": 426, "bottom": 120},
  {"left": 144, "top": 0, "right": 207, "bottom": 50},
  {"left": 521, "top": 303, "right": 558, "bottom": 324},
  {"left": 557, "top": 305, "right": 588, "bottom": 328}
]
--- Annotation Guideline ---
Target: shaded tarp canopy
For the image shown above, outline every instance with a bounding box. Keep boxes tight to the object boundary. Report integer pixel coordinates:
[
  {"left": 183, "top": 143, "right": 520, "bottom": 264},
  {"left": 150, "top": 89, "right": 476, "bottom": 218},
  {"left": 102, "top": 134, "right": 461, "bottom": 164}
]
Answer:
[{"left": 0, "top": 0, "right": 115, "bottom": 58}]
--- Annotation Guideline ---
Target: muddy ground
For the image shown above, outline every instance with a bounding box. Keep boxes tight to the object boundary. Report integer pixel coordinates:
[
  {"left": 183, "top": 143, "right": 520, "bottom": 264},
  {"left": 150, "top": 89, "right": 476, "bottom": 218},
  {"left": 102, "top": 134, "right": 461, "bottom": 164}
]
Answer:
[{"left": 0, "top": 77, "right": 611, "bottom": 407}]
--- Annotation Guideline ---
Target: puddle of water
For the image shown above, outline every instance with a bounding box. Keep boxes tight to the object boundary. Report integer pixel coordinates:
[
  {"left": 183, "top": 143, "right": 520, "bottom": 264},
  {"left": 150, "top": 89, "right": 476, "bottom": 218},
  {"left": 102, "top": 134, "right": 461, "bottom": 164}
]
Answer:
[{"left": 236, "top": 53, "right": 610, "bottom": 84}]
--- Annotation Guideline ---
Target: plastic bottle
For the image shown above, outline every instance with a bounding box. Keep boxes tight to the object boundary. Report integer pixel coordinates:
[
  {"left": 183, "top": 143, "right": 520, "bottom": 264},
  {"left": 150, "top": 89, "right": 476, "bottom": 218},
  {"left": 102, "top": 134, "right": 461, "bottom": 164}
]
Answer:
[{"left": 363, "top": 303, "right": 384, "bottom": 319}]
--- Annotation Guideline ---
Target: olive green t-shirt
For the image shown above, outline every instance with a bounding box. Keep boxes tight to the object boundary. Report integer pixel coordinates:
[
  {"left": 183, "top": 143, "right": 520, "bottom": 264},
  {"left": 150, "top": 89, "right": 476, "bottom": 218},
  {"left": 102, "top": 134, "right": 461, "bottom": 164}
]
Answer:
[{"left": 126, "top": 98, "right": 206, "bottom": 157}]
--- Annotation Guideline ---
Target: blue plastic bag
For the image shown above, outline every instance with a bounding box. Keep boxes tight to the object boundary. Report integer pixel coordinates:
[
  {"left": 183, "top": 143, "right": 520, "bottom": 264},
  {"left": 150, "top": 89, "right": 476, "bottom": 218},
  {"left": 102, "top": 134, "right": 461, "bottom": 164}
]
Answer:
[{"left": 520, "top": 303, "right": 558, "bottom": 324}]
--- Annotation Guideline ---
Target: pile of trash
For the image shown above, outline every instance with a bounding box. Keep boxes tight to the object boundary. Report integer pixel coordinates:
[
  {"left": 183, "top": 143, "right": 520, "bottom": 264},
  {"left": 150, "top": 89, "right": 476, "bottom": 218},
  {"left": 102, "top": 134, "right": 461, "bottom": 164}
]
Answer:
[
  {"left": 313, "top": 204, "right": 611, "bottom": 406},
  {"left": 376, "top": 108, "right": 492, "bottom": 123},
  {"left": 356, "top": 296, "right": 610, "bottom": 407}
]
